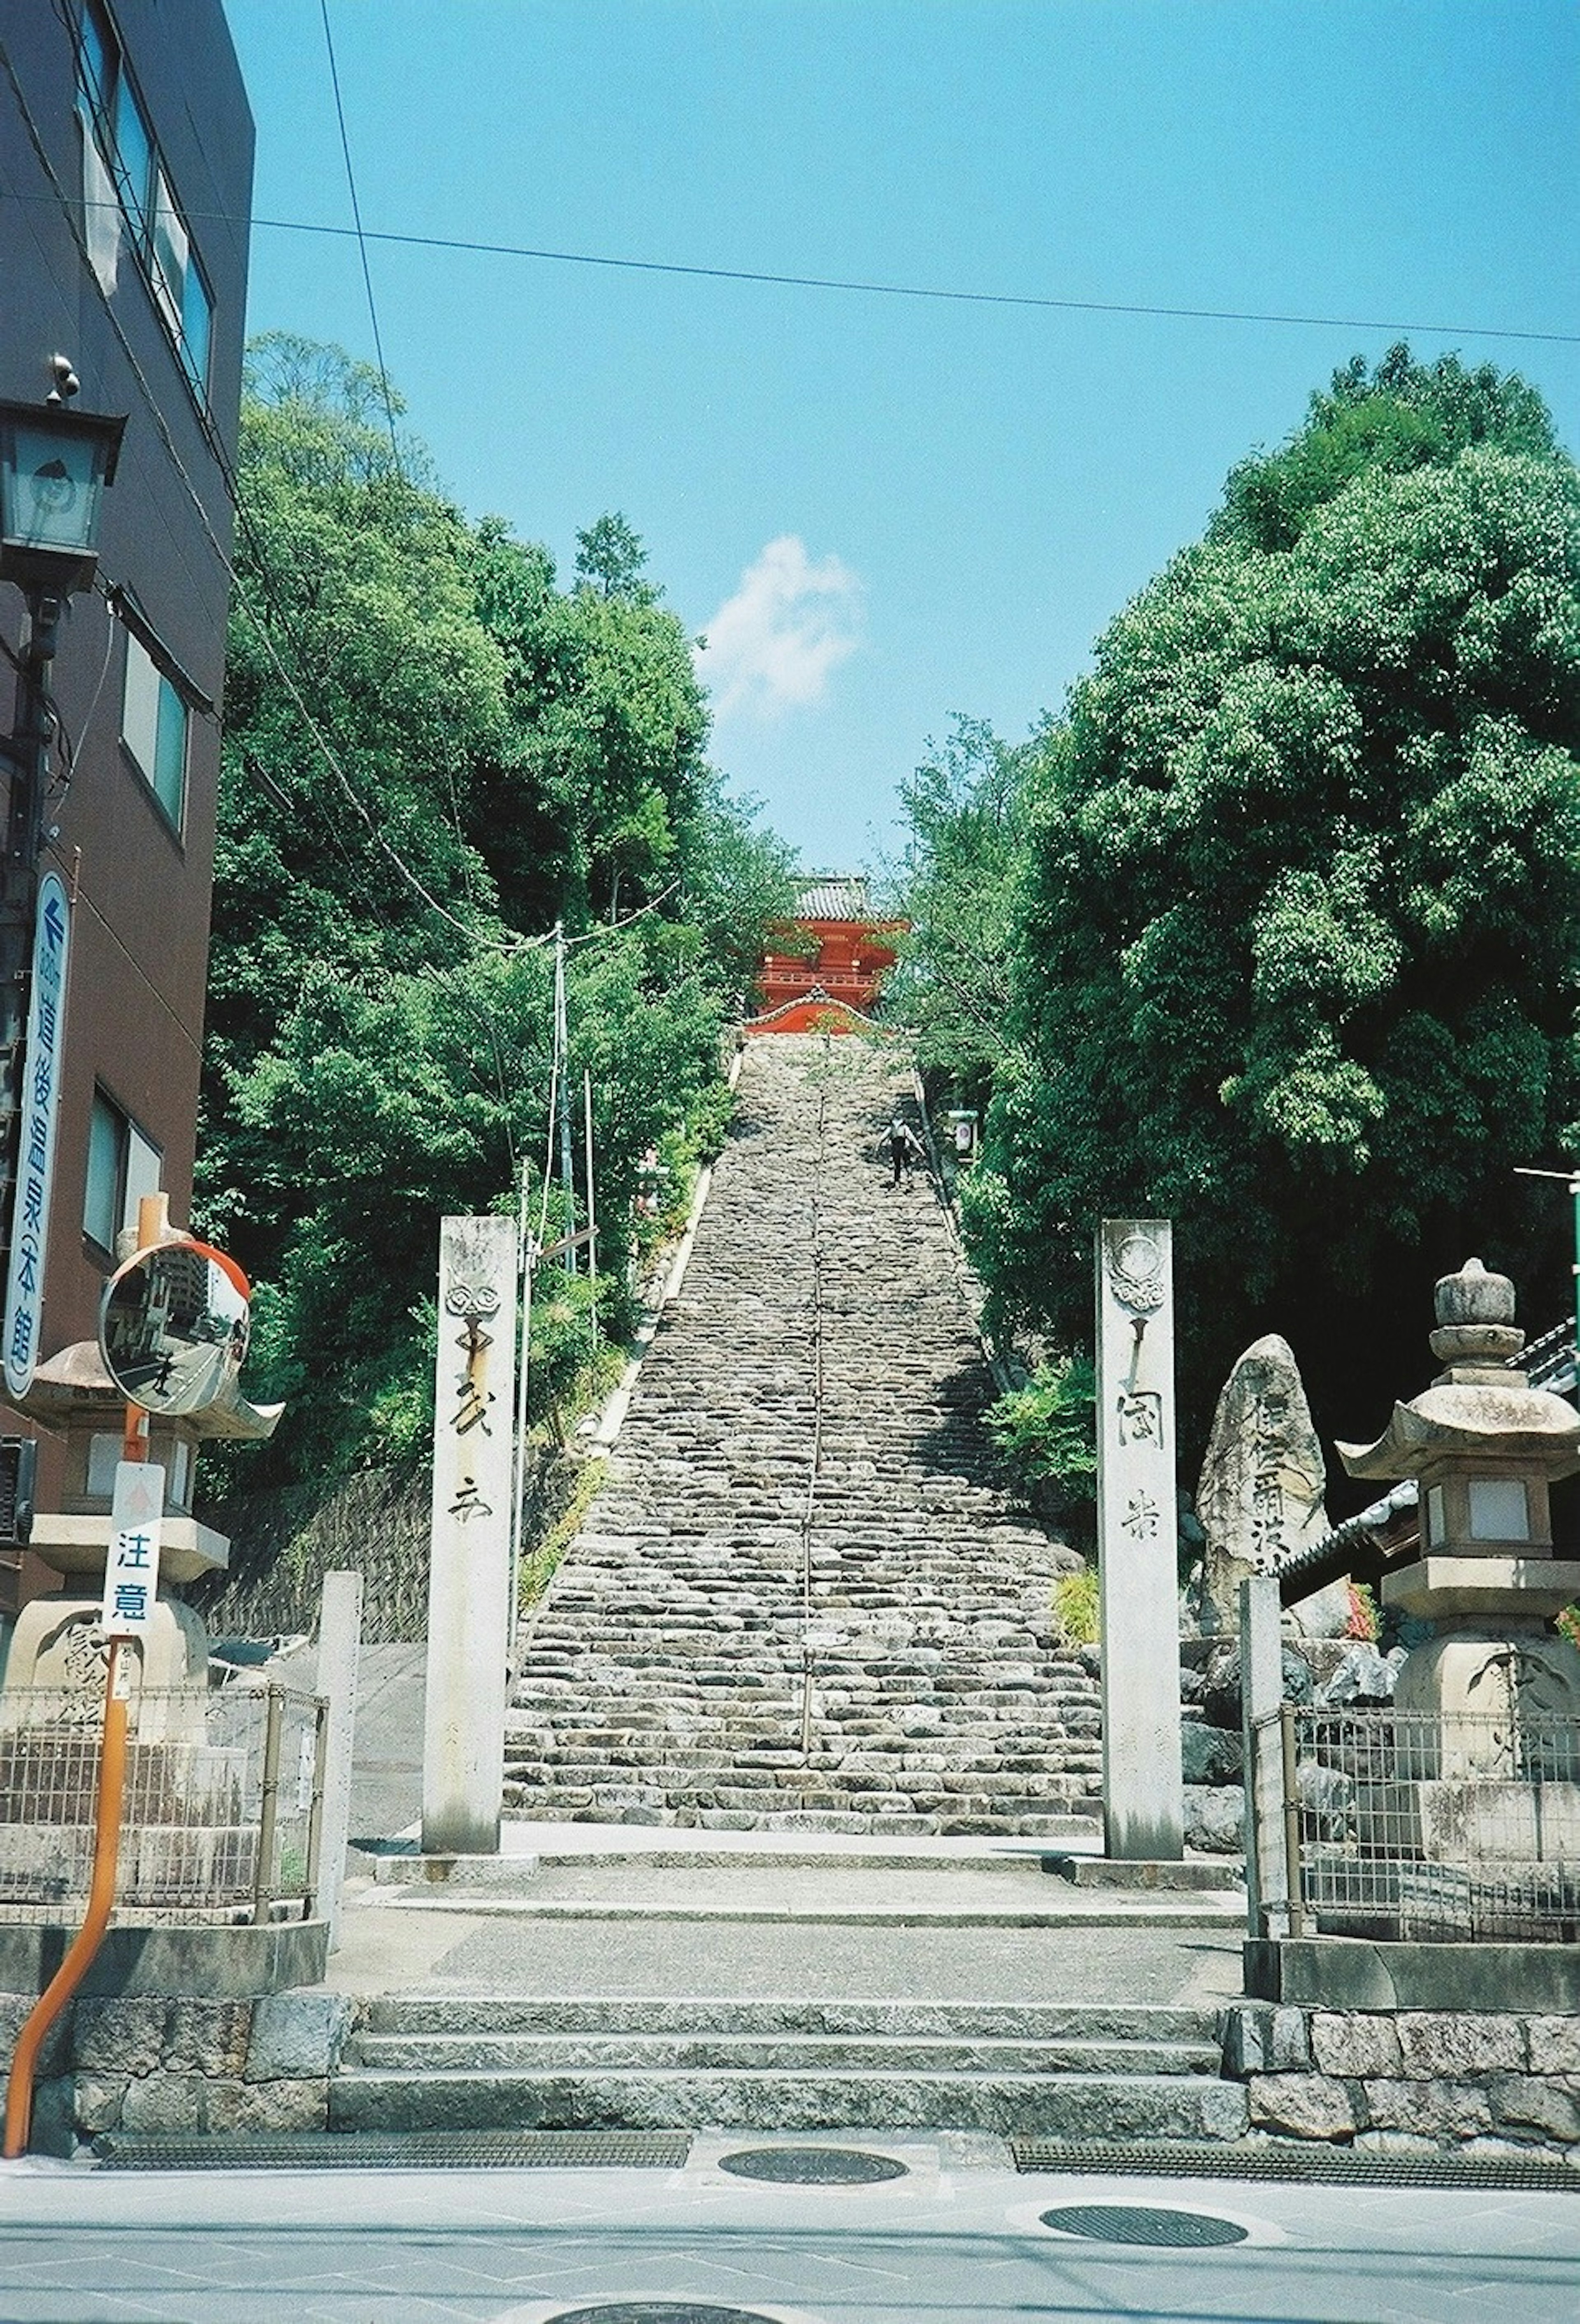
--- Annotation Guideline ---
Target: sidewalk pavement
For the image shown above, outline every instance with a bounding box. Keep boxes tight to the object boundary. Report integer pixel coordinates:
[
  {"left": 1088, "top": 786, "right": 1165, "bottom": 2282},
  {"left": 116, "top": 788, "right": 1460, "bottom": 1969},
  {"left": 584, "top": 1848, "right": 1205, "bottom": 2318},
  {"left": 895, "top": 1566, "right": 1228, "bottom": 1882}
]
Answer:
[{"left": 3, "top": 2139, "right": 1578, "bottom": 2321}]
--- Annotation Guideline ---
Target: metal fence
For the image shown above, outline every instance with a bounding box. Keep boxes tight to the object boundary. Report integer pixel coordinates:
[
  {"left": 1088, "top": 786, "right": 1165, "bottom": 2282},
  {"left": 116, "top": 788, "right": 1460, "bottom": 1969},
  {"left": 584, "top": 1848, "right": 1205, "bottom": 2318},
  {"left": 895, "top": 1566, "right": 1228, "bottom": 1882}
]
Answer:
[
  {"left": 0, "top": 1679, "right": 328, "bottom": 1926},
  {"left": 1255, "top": 1703, "right": 1580, "bottom": 1944}
]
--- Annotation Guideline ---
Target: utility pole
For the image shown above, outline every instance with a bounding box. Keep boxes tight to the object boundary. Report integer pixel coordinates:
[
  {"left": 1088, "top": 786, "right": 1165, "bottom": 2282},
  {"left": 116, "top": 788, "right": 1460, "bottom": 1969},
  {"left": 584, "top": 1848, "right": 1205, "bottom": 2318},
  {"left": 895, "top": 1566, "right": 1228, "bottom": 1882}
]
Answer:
[
  {"left": 553, "top": 922, "right": 575, "bottom": 1275},
  {"left": 0, "top": 378, "right": 125, "bottom": 1402}
]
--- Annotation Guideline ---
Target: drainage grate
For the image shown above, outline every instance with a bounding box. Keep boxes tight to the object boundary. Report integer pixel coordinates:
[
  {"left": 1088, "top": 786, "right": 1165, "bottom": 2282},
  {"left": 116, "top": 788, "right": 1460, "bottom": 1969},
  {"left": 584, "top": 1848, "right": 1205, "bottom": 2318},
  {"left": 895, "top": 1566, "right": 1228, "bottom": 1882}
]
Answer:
[
  {"left": 1012, "top": 2139, "right": 1580, "bottom": 2192},
  {"left": 719, "top": 2145, "right": 908, "bottom": 2186},
  {"left": 1041, "top": 2202, "right": 1248, "bottom": 2247},
  {"left": 93, "top": 2130, "right": 692, "bottom": 2172},
  {"left": 545, "top": 2309, "right": 781, "bottom": 2323}
]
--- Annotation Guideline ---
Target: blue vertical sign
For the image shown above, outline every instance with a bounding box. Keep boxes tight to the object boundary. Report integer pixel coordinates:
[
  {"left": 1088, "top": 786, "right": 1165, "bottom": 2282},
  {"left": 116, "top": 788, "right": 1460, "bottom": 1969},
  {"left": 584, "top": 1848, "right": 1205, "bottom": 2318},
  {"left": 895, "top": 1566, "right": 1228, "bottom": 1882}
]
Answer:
[{"left": 3, "top": 871, "right": 71, "bottom": 1404}]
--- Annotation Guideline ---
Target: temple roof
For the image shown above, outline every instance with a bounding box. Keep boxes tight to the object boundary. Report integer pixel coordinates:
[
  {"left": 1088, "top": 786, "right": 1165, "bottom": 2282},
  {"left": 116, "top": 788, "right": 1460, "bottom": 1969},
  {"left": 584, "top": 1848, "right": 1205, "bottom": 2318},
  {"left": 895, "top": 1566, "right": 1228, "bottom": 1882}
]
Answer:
[{"left": 795, "top": 875, "right": 872, "bottom": 921}]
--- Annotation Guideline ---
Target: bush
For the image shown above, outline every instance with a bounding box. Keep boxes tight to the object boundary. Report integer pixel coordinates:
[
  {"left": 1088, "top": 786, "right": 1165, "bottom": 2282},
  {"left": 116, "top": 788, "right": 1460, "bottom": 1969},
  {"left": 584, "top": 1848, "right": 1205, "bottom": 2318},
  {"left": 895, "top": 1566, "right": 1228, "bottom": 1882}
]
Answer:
[
  {"left": 1052, "top": 1563, "right": 1100, "bottom": 1645},
  {"left": 986, "top": 1355, "right": 1097, "bottom": 1528}
]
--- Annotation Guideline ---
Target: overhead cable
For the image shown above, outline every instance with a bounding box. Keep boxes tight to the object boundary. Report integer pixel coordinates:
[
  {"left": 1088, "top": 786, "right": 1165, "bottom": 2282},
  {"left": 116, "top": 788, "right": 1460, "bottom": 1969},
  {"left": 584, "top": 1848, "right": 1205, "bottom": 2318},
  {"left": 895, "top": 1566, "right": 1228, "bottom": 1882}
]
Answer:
[
  {"left": 317, "top": 0, "right": 406, "bottom": 481},
  {"left": 244, "top": 217, "right": 1580, "bottom": 353}
]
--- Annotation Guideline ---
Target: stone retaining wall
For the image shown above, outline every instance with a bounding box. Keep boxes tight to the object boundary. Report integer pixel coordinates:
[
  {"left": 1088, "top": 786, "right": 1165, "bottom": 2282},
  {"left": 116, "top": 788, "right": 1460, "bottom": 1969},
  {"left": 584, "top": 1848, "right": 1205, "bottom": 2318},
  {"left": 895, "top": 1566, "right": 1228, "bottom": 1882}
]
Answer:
[
  {"left": 1, "top": 1987, "right": 349, "bottom": 2155},
  {"left": 1222, "top": 2001, "right": 1580, "bottom": 2161}
]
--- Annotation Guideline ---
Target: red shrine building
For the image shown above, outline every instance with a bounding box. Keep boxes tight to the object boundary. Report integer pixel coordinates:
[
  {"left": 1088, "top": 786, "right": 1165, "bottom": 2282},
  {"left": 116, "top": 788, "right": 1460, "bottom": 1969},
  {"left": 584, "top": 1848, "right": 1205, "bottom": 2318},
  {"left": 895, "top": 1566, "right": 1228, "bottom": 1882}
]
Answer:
[{"left": 749, "top": 877, "right": 906, "bottom": 1034}]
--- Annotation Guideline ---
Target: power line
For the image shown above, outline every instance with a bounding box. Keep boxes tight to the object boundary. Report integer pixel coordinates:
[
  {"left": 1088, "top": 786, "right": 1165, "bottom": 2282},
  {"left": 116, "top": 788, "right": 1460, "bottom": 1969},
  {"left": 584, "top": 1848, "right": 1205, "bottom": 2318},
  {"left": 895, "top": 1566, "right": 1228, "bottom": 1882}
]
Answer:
[
  {"left": 317, "top": 0, "right": 406, "bottom": 482},
  {"left": 7, "top": 175, "right": 1576, "bottom": 348},
  {"left": 5, "top": 38, "right": 704, "bottom": 973},
  {"left": 0, "top": 33, "right": 520, "bottom": 960},
  {"left": 236, "top": 217, "right": 1580, "bottom": 354}
]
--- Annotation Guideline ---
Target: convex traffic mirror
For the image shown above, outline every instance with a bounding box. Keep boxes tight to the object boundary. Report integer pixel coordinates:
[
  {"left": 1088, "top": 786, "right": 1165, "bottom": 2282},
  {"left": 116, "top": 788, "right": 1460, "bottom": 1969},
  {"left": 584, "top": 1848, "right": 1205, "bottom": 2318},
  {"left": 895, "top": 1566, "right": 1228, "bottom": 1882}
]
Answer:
[{"left": 98, "top": 1239, "right": 250, "bottom": 1417}]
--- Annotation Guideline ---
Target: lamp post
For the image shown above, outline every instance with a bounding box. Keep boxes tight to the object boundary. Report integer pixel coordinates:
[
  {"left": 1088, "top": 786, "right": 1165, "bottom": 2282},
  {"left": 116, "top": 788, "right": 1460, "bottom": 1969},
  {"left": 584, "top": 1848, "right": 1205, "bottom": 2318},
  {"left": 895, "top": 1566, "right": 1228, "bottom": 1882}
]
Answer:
[{"left": 0, "top": 377, "right": 125, "bottom": 1402}]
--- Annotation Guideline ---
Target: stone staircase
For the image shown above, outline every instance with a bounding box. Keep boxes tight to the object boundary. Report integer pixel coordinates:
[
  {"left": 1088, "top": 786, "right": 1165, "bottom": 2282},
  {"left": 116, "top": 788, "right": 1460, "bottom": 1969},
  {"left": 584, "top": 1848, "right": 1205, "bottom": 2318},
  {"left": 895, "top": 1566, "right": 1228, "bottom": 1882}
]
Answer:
[
  {"left": 331, "top": 1996, "right": 1246, "bottom": 2140},
  {"left": 504, "top": 1034, "right": 1102, "bottom": 1835}
]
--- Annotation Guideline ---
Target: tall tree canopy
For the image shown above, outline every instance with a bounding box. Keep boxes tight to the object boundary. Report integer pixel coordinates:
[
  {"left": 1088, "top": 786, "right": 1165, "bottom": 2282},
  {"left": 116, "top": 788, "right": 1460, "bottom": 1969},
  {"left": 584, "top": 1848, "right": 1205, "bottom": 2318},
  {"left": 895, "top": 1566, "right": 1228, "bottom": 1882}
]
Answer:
[
  {"left": 960, "top": 349, "right": 1580, "bottom": 1452},
  {"left": 200, "top": 336, "right": 793, "bottom": 1484},
  {"left": 883, "top": 715, "right": 1036, "bottom": 1112}
]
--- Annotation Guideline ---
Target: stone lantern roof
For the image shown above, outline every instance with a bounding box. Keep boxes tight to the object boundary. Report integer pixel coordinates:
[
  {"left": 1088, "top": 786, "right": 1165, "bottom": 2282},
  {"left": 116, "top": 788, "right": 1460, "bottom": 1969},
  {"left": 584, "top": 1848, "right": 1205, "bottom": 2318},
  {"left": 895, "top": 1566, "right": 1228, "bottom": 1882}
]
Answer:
[
  {"left": 21, "top": 1339, "right": 283, "bottom": 1441},
  {"left": 1337, "top": 1258, "right": 1580, "bottom": 1485}
]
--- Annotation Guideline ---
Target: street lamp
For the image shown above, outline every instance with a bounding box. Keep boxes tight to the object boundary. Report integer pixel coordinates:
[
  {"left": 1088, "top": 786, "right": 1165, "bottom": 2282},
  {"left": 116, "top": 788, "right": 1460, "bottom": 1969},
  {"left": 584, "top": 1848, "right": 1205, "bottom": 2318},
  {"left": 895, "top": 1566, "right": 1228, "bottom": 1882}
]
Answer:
[
  {"left": 0, "top": 397, "right": 125, "bottom": 598},
  {"left": 0, "top": 371, "right": 125, "bottom": 1411}
]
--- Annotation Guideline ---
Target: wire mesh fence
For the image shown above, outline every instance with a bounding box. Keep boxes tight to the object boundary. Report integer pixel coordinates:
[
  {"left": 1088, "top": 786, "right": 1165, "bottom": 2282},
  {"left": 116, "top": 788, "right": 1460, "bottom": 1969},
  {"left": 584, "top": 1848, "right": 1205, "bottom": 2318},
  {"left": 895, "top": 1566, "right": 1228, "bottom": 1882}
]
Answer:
[
  {"left": 0, "top": 1679, "right": 327, "bottom": 1925},
  {"left": 1264, "top": 1704, "right": 1580, "bottom": 1943}
]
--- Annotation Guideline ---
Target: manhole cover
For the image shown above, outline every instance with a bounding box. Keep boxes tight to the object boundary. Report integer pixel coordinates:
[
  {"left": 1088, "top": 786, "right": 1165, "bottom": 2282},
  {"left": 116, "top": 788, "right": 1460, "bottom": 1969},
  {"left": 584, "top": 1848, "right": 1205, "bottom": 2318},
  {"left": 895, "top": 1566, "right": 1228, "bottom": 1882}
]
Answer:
[
  {"left": 719, "top": 2145, "right": 908, "bottom": 2186},
  {"left": 1040, "top": 2203, "right": 1248, "bottom": 2247},
  {"left": 546, "top": 2309, "right": 779, "bottom": 2323}
]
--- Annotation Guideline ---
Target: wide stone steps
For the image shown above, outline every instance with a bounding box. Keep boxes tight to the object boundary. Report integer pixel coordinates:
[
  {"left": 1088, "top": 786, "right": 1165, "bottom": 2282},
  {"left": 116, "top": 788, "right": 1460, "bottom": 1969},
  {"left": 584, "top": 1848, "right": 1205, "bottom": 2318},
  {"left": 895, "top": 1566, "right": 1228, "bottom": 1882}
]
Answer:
[
  {"left": 506, "top": 1034, "right": 1101, "bottom": 1833},
  {"left": 332, "top": 2068, "right": 1248, "bottom": 2139},
  {"left": 331, "top": 1997, "right": 1243, "bottom": 2138}
]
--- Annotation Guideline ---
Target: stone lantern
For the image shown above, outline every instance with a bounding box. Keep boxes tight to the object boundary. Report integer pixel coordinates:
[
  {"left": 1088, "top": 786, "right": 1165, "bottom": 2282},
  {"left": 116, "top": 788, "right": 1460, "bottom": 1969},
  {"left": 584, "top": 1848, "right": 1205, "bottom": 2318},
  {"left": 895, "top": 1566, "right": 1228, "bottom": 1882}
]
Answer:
[
  {"left": 1337, "top": 1258, "right": 1580, "bottom": 1766},
  {"left": 0, "top": 1338, "right": 280, "bottom": 1739}
]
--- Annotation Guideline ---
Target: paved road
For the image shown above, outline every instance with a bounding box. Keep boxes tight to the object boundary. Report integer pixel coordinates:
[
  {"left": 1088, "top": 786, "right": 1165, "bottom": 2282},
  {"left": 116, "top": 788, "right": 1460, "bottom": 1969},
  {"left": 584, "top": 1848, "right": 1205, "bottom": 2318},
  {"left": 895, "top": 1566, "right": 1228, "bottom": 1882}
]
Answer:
[{"left": 3, "top": 2145, "right": 1577, "bottom": 2322}]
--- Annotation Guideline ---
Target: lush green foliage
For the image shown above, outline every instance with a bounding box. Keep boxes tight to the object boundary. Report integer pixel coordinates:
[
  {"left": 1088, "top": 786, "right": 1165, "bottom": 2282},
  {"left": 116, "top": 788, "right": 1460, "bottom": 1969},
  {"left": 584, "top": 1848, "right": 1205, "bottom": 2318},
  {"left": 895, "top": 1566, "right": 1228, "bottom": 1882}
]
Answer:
[
  {"left": 946, "top": 349, "right": 1580, "bottom": 1450},
  {"left": 985, "top": 1355, "right": 1098, "bottom": 1530},
  {"left": 1051, "top": 1563, "right": 1100, "bottom": 1646},
  {"left": 199, "top": 337, "right": 792, "bottom": 1487},
  {"left": 883, "top": 716, "right": 1036, "bottom": 1110}
]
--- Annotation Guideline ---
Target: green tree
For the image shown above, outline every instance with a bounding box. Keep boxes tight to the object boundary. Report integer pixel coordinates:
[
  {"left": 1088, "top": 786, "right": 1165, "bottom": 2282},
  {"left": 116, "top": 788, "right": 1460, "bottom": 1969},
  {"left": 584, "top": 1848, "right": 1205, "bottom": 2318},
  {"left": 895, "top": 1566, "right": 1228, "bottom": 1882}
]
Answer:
[
  {"left": 971, "top": 348, "right": 1580, "bottom": 1450},
  {"left": 887, "top": 716, "right": 1038, "bottom": 1109},
  {"left": 574, "top": 510, "right": 654, "bottom": 602},
  {"left": 199, "top": 339, "right": 781, "bottom": 1488},
  {"left": 467, "top": 519, "right": 710, "bottom": 928}
]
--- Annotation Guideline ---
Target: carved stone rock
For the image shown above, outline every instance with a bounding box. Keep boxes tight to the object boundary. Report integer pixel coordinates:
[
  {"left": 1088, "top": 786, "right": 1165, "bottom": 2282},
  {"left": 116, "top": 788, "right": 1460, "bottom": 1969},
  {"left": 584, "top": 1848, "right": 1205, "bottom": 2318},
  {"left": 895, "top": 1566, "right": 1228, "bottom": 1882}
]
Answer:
[{"left": 1196, "top": 1335, "right": 1330, "bottom": 1634}]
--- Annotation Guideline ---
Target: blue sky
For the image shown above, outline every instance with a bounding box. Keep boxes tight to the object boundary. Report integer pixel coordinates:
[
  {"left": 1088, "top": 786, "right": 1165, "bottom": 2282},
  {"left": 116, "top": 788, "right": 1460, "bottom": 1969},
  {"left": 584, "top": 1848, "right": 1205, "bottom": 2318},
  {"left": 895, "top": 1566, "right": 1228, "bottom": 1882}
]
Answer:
[{"left": 225, "top": 0, "right": 1579, "bottom": 874}]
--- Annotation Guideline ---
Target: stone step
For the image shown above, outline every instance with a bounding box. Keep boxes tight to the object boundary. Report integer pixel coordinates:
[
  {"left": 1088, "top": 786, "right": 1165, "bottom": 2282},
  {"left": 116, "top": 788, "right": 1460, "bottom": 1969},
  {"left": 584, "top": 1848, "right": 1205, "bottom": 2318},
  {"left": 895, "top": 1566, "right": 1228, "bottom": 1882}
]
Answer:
[
  {"left": 504, "top": 1034, "right": 1102, "bottom": 1831},
  {"left": 330, "top": 2066, "right": 1248, "bottom": 2140},
  {"left": 349, "top": 2031, "right": 1224, "bottom": 2078},
  {"left": 361, "top": 1997, "right": 1219, "bottom": 2040},
  {"left": 496, "top": 1798, "right": 1100, "bottom": 1836}
]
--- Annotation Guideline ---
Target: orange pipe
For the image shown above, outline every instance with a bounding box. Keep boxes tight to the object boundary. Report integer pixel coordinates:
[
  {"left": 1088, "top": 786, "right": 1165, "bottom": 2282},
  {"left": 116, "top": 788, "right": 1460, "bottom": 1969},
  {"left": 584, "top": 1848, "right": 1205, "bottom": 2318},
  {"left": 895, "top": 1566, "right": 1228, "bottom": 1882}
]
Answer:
[{"left": 2, "top": 1640, "right": 128, "bottom": 2158}]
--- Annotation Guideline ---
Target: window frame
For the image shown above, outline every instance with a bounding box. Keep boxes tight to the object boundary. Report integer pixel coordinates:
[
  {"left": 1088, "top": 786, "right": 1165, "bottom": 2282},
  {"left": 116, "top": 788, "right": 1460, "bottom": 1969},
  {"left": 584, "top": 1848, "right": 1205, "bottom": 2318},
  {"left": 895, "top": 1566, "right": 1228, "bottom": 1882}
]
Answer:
[
  {"left": 73, "top": 0, "right": 214, "bottom": 402},
  {"left": 83, "top": 1087, "right": 161, "bottom": 1262},
  {"left": 120, "top": 626, "right": 190, "bottom": 834}
]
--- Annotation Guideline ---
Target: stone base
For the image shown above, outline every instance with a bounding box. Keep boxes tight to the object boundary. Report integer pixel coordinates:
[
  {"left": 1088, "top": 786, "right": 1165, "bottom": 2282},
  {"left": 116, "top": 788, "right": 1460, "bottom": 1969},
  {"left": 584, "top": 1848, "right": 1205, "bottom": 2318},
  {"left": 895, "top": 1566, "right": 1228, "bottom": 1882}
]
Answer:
[
  {"left": 1222, "top": 1992, "right": 1580, "bottom": 2157},
  {"left": 0, "top": 1593, "right": 210, "bottom": 1740},
  {"left": 1039, "top": 1854, "right": 1241, "bottom": 1891},
  {"left": 1355, "top": 1777, "right": 1580, "bottom": 1861},
  {"left": 372, "top": 1852, "right": 541, "bottom": 1889},
  {"left": 1245, "top": 1936, "right": 1580, "bottom": 2013},
  {"left": 2, "top": 1986, "right": 349, "bottom": 2157},
  {"left": 0, "top": 1918, "right": 327, "bottom": 1998}
]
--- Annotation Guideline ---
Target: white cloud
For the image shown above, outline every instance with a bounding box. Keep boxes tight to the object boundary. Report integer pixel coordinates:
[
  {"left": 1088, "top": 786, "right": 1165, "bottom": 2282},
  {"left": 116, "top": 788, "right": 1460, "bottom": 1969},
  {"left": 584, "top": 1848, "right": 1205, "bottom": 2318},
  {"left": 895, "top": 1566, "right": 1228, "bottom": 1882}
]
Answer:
[{"left": 696, "top": 535, "right": 864, "bottom": 722}]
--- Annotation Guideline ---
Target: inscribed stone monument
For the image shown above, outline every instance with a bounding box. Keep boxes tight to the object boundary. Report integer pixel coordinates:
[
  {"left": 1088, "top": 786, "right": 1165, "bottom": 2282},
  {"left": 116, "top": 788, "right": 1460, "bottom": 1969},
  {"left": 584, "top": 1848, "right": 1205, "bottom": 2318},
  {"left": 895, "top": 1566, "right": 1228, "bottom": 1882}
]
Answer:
[
  {"left": 1196, "top": 1334, "right": 1333, "bottom": 1635},
  {"left": 422, "top": 1213, "right": 518, "bottom": 1856},
  {"left": 1096, "top": 1218, "right": 1183, "bottom": 1859}
]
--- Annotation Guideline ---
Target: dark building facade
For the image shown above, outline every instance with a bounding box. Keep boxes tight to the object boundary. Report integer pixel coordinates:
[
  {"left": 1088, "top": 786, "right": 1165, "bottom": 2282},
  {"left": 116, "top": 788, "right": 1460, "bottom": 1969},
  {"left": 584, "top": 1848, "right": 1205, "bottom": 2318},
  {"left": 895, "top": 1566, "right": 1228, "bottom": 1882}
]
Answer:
[{"left": 0, "top": 0, "right": 253, "bottom": 1611}]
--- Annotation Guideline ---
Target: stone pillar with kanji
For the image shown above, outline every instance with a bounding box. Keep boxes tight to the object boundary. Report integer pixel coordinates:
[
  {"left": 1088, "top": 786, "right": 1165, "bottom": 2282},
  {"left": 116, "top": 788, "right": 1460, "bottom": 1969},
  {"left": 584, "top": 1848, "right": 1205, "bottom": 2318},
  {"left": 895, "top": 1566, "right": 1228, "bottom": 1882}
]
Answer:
[{"left": 1096, "top": 1218, "right": 1184, "bottom": 1859}]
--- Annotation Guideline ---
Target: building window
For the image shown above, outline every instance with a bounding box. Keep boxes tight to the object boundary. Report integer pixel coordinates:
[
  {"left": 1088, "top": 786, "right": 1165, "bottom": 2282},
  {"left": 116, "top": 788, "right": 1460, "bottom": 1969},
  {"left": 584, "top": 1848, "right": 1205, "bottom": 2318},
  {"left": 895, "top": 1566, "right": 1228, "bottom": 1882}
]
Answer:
[
  {"left": 84, "top": 1088, "right": 160, "bottom": 1257},
  {"left": 74, "top": 0, "right": 212, "bottom": 395},
  {"left": 121, "top": 630, "right": 188, "bottom": 828}
]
